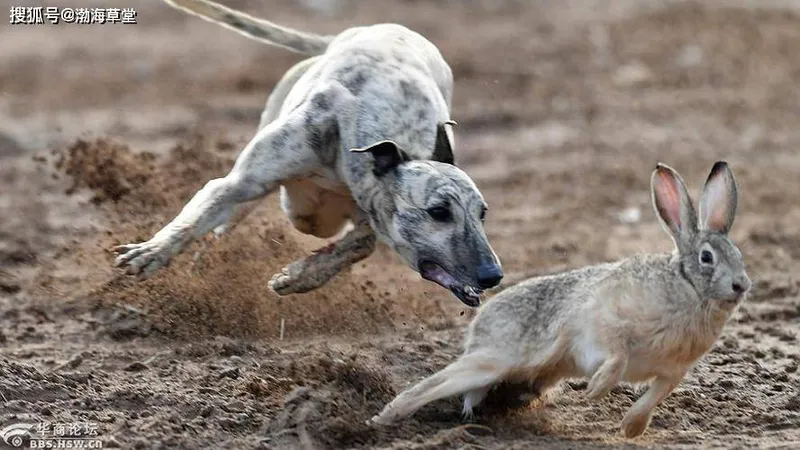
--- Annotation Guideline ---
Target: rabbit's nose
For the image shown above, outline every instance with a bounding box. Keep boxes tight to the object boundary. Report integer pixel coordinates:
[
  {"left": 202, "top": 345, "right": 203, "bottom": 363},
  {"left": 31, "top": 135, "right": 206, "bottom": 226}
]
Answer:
[
  {"left": 477, "top": 264, "right": 504, "bottom": 289},
  {"left": 732, "top": 275, "right": 751, "bottom": 294}
]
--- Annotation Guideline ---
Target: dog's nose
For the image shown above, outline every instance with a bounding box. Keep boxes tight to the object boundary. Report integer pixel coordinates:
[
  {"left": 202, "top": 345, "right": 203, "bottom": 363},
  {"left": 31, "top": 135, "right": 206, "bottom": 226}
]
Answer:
[
  {"left": 732, "top": 275, "right": 751, "bottom": 294},
  {"left": 477, "top": 264, "right": 503, "bottom": 289}
]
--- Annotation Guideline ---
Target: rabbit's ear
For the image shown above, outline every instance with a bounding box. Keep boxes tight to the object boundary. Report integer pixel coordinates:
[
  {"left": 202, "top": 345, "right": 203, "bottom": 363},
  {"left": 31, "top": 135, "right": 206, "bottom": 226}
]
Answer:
[
  {"left": 651, "top": 163, "right": 698, "bottom": 246},
  {"left": 699, "top": 161, "right": 738, "bottom": 234}
]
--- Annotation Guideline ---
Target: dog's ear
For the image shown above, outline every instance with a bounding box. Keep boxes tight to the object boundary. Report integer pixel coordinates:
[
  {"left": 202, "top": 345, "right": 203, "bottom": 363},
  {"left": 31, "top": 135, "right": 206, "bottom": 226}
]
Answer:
[
  {"left": 432, "top": 120, "right": 456, "bottom": 165},
  {"left": 350, "top": 140, "right": 409, "bottom": 176}
]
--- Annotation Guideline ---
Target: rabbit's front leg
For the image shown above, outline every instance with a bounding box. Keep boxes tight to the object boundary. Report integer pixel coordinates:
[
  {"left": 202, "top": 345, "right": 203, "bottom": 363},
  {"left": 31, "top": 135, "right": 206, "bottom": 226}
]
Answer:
[
  {"left": 585, "top": 353, "right": 628, "bottom": 400},
  {"left": 621, "top": 376, "right": 681, "bottom": 438}
]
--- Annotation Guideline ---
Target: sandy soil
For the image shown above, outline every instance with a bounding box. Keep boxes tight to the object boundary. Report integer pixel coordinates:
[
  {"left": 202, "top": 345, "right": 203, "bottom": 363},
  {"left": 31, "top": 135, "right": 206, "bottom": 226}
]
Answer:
[{"left": 1, "top": 0, "right": 799, "bottom": 448}]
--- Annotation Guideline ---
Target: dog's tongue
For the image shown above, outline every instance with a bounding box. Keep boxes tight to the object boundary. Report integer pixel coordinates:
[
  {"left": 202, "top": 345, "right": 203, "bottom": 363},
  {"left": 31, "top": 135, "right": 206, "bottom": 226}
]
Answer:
[
  {"left": 419, "top": 262, "right": 458, "bottom": 289},
  {"left": 419, "top": 261, "right": 482, "bottom": 307}
]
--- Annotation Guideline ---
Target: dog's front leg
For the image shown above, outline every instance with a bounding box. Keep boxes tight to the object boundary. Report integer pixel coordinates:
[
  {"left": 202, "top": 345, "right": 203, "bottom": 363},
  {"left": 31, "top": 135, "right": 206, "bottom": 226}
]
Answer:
[
  {"left": 113, "top": 108, "right": 323, "bottom": 278},
  {"left": 268, "top": 214, "right": 376, "bottom": 295}
]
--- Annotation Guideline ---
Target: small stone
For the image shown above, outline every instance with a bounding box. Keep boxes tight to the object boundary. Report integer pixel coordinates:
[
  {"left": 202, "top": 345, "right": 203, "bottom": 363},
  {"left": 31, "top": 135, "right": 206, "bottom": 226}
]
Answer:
[
  {"left": 617, "top": 207, "right": 641, "bottom": 224},
  {"left": 124, "top": 362, "right": 149, "bottom": 372},
  {"left": 284, "top": 386, "right": 311, "bottom": 405},
  {"left": 224, "top": 400, "right": 245, "bottom": 412},
  {"left": 612, "top": 62, "right": 653, "bottom": 87},
  {"left": 200, "top": 405, "right": 215, "bottom": 417},
  {"left": 63, "top": 354, "right": 84, "bottom": 370},
  {"left": 674, "top": 44, "right": 704, "bottom": 69},
  {"left": 0, "top": 282, "right": 20, "bottom": 294},
  {"left": 218, "top": 367, "right": 240, "bottom": 379}
]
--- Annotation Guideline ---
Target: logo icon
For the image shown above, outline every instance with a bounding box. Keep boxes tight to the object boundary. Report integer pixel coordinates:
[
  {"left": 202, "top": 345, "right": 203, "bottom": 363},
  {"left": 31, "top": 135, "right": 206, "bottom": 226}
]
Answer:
[{"left": 1, "top": 423, "right": 35, "bottom": 447}]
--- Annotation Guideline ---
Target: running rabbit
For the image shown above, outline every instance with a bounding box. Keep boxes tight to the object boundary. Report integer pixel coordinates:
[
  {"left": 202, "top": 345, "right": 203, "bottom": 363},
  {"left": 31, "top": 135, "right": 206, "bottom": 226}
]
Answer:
[{"left": 371, "top": 161, "right": 750, "bottom": 438}]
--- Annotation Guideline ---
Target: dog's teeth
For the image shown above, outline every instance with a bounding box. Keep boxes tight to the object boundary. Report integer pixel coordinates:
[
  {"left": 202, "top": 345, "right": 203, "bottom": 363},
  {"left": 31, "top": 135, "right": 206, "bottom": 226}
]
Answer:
[{"left": 465, "top": 286, "right": 481, "bottom": 297}]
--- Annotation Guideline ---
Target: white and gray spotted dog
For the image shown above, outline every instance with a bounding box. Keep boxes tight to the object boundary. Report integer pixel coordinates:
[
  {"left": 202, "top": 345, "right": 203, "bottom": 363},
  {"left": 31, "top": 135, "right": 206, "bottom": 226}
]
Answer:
[{"left": 113, "top": 0, "right": 504, "bottom": 306}]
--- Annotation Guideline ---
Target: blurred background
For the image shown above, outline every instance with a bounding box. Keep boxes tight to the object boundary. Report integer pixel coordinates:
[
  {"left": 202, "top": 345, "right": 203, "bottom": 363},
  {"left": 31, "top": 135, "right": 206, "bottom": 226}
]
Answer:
[{"left": 0, "top": 1, "right": 798, "bottom": 448}]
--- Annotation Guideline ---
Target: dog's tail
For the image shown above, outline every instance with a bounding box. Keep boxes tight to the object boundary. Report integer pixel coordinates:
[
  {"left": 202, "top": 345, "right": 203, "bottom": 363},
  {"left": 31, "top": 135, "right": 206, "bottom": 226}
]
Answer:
[{"left": 164, "top": 0, "right": 333, "bottom": 56}]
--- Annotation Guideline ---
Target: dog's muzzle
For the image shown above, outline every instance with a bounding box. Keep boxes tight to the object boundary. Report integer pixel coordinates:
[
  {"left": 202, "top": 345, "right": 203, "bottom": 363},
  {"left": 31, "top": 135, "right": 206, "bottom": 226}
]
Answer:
[
  {"left": 476, "top": 263, "right": 503, "bottom": 289},
  {"left": 418, "top": 260, "right": 483, "bottom": 307}
]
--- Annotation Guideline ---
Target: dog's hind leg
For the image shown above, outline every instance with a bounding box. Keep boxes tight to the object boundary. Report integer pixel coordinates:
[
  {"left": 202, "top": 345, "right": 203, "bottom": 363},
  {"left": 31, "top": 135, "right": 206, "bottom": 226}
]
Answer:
[
  {"left": 279, "top": 179, "right": 355, "bottom": 239},
  {"left": 113, "top": 106, "right": 326, "bottom": 278},
  {"left": 371, "top": 352, "right": 510, "bottom": 425},
  {"left": 268, "top": 212, "right": 376, "bottom": 295},
  {"left": 259, "top": 57, "right": 320, "bottom": 131}
]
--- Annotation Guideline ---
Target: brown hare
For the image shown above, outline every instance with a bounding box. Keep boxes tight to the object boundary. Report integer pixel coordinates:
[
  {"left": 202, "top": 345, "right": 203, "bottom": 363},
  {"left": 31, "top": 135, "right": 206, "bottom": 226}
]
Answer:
[{"left": 372, "top": 162, "right": 750, "bottom": 438}]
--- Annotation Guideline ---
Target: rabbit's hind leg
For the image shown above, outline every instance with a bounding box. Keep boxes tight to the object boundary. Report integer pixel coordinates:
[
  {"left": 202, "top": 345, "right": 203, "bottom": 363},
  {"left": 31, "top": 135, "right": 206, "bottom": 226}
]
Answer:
[
  {"left": 585, "top": 353, "right": 628, "bottom": 401},
  {"left": 462, "top": 386, "right": 490, "bottom": 421},
  {"left": 372, "top": 352, "right": 511, "bottom": 425}
]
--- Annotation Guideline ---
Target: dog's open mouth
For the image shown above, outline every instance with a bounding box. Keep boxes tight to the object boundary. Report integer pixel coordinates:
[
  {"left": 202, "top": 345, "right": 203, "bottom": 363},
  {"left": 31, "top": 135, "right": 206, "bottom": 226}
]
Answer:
[{"left": 418, "top": 260, "right": 483, "bottom": 307}]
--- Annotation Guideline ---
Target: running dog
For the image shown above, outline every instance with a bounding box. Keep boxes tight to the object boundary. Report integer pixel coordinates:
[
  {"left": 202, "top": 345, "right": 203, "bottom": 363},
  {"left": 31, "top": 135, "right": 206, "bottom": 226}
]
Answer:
[{"left": 113, "top": 0, "right": 504, "bottom": 306}]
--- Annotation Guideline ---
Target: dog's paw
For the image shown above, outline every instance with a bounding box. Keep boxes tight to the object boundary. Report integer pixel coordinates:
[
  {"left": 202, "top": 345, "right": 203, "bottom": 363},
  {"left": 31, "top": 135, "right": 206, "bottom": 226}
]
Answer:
[
  {"left": 269, "top": 257, "right": 333, "bottom": 295},
  {"left": 268, "top": 262, "right": 316, "bottom": 295},
  {"left": 113, "top": 239, "right": 175, "bottom": 278},
  {"left": 268, "top": 266, "right": 297, "bottom": 295}
]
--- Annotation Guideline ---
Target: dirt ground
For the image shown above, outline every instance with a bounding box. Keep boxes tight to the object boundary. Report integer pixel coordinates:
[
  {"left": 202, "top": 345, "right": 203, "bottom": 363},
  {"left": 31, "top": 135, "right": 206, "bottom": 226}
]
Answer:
[{"left": 1, "top": 0, "right": 799, "bottom": 448}]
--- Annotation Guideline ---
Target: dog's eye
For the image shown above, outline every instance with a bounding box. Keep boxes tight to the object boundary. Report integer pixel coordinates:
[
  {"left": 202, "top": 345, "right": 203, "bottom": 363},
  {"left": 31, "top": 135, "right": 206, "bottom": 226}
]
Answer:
[
  {"left": 700, "top": 250, "right": 714, "bottom": 265},
  {"left": 427, "top": 206, "right": 451, "bottom": 222}
]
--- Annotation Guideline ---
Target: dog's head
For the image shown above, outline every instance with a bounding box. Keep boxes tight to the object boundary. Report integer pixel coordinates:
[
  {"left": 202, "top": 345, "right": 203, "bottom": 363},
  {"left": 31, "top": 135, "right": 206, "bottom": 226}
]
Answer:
[{"left": 350, "top": 127, "right": 502, "bottom": 307}]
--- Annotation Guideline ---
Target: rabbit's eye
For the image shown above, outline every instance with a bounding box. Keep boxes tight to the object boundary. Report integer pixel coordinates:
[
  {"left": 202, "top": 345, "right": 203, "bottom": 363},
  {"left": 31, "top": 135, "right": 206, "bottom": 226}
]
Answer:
[
  {"left": 700, "top": 250, "right": 714, "bottom": 265},
  {"left": 480, "top": 206, "right": 487, "bottom": 222}
]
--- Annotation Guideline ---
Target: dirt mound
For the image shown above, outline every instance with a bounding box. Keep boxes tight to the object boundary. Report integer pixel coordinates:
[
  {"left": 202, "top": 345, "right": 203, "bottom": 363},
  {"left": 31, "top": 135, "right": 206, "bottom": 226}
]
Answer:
[
  {"left": 51, "top": 136, "right": 401, "bottom": 340},
  {"left": 266, "top": 354, "right": 395, "bottom": 449},
  {"left": 56, "top": 138, "right": 156, "bottom": 204}
]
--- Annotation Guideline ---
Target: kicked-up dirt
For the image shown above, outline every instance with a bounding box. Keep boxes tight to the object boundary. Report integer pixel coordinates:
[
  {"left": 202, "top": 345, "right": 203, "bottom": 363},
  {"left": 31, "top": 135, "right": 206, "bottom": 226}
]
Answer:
[{"left": 0, "top": 0, "right": 798, "bottom": 448}]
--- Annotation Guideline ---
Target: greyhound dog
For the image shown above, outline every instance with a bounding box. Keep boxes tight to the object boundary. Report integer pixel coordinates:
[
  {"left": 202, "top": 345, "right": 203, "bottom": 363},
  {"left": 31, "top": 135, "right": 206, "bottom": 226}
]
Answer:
[{"left": 113, "top": 0, "right": 504, "bottom": 307}]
